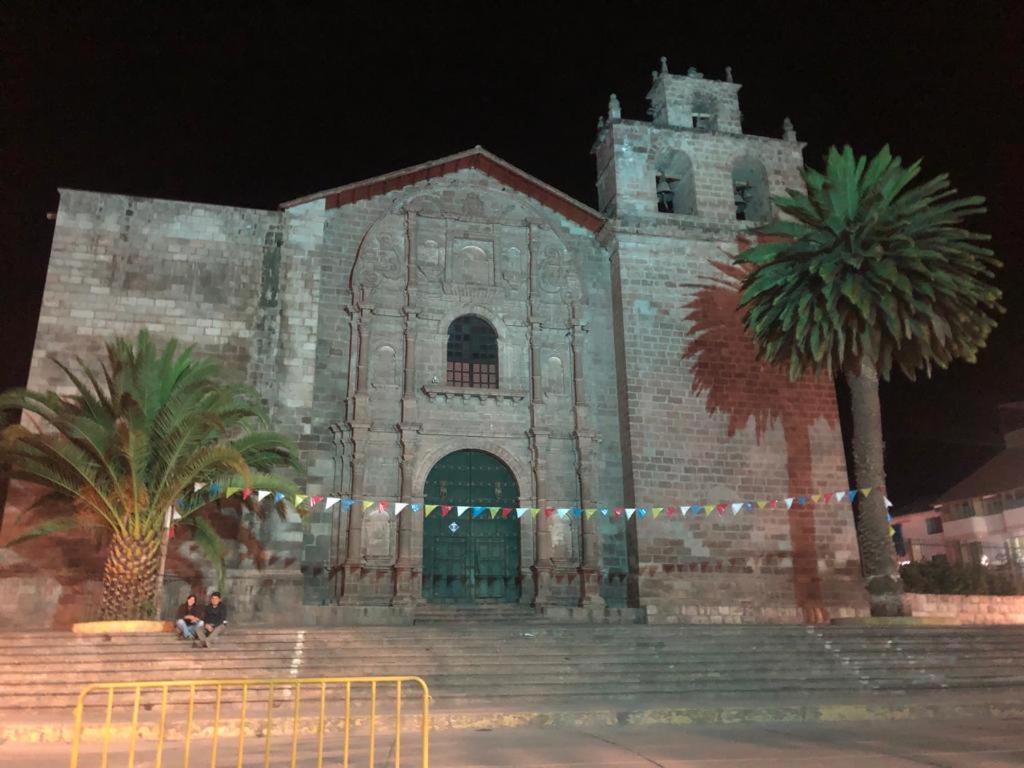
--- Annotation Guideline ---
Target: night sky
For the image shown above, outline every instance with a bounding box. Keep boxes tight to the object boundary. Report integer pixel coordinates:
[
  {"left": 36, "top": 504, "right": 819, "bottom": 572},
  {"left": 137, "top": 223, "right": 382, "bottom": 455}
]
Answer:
[{"left": 2, "top": 3, "right": 1021, "bottom": 507}]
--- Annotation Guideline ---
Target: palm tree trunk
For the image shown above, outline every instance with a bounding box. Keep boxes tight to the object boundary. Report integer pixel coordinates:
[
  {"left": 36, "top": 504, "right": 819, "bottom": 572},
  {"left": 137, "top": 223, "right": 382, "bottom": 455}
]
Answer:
[
  {"left": 843, "top": 360, "right": 903, "bottom": 616},
  {"left": 100, "top": 529, "right": 161, "bottom": 620}
]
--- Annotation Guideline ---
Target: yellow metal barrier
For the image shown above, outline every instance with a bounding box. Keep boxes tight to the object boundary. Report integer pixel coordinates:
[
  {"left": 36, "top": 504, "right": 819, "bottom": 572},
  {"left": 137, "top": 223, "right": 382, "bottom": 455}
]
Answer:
[{"left": 68, "top": 676, "right": 430, "bottom": 767}]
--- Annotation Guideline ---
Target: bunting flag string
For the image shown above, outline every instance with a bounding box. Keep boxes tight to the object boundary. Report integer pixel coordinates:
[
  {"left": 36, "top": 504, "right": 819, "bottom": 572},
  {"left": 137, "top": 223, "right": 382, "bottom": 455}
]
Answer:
[{"left": 183, "top": 483, "right": 894, "bottom": 525}]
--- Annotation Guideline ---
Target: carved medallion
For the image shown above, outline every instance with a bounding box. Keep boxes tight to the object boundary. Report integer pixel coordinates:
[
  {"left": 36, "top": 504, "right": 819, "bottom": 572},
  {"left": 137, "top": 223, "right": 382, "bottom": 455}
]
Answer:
[
  {"left": 539, "top": 246, "right": 569, "bottom": 293},
  {"left": 501, "top": 246, "right": 525, "bottom": 287},
  {"left": 416, "top": 238, "right": 444, "bottom": 281}
]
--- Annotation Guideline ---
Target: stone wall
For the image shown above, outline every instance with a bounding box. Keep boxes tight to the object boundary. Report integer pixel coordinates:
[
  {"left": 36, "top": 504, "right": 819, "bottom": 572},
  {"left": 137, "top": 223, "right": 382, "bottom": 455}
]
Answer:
[{"left": 904, "top": 593, "right": 1024, "bottom": 625}]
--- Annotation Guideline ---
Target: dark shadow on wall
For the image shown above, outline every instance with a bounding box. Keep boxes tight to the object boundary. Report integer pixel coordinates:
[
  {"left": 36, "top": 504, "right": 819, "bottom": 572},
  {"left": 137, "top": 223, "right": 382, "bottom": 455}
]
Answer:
[{"left": 683, "top": 246, "right": 839, "bottom": 623}]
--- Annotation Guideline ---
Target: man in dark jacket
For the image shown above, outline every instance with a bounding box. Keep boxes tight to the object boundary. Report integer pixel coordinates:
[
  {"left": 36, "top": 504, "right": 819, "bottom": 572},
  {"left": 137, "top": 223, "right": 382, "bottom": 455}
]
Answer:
[{"left": 195, "top": 591, "right": 228, "bottom": 648}]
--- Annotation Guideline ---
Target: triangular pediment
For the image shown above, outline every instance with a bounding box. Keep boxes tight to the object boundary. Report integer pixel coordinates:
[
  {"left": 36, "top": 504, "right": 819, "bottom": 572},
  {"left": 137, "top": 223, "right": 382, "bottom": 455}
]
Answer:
[{"left": 279, "top": 146, "right": 604, "bottom": 232}]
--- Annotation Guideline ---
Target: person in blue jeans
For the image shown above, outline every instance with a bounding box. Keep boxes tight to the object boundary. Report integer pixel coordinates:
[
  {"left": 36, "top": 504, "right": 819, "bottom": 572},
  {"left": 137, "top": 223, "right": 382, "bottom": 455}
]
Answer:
[
  {"left": 175, "top": 594, "right": 204, "bottom": 639},
  {"left": 195, "top": 591, "right": 228, "bottom": 648}
]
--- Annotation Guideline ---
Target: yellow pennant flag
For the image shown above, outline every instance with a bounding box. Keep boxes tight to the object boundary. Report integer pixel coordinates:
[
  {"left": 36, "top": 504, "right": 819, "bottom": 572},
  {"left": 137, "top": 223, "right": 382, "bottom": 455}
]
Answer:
[
  {"left": 703, "top": 504, "right": 715, "bottom": 515},
  {"left": 756, "top": 500, "right": 768, "bottom": 509},
  {"left": 585, "top": 508, "right": 597, "bottom": 519},
  {"left": 294, "top": 494, "right": 308, "bottom": 507},
  {"left": 226, "top": 486, "right": 241, "bottom": 498},
  {"left": 810, "top": 494, "right": 822, "bottom": 504},
  {"left": 530, "top": 508, "right": 541, "bottom": 517},
  {"left": 362, "top": 499, "right": 374, "bottom": 510},
  {"left": 489, "top": 507, "right": 499, "bottom": 518},
  {"left": 651, "top": 507, "right": 663, "bottom": 518},
  {"left": 424, "top": 504, "right": 437, "bottom": 516},
  {"left": 859, "top": 487, "right": 873, "bottom": 497},
  {"left": 888, "top": 525, "right": 896, "bottom": 537}
]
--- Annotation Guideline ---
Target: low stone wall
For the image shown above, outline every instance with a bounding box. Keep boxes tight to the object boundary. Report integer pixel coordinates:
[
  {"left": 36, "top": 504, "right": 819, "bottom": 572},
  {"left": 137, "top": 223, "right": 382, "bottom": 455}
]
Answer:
[{"left": 904, "top": 593, "right": 1024, "bottom": 624}]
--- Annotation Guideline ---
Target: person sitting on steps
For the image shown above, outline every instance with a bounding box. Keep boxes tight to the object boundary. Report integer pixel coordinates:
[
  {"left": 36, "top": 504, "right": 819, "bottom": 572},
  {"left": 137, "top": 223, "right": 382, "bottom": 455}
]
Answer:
[
  {"left": 194, "top": 591, "right": 228, "bottom": 648},
  {"left": 174, "top": 594, "right": 204, "bottom": 640}
]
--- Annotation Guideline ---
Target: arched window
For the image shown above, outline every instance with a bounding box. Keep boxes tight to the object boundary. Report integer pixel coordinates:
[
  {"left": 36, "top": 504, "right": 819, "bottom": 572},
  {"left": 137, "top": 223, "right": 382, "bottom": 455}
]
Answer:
[
  {"left": 446, "top": 315, "right": 498, "bottom": 388},
  {"left": 655, "top": 151, "right": 697, "bottom": 215},
  {"left": 732, "top": 157, "right": 770, "bottom": 222}
]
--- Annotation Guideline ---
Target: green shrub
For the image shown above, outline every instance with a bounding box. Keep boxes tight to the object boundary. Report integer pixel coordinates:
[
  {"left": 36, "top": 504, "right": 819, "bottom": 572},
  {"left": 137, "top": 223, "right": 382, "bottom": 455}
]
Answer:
[{"left": 900, "top": 560, "right": 1023, "bottom": 595}]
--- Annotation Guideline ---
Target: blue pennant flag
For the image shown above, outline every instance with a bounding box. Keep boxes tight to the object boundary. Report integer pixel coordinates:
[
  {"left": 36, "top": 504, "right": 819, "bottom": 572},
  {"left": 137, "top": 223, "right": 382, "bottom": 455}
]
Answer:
[
  {"left": 796, "top": 496, "right": 807, "bottom": 506},
  {"left": 689, "top": 505, "right": 703, "bottom": 515},
  {"left": 744, "top": 501, "right": 754, "bottom": 510},
  {"left": 637, "top": 508, "right": 648, "bottom": 518},
  {"left": 471, "top": 506, "right": 486, "bottom": 518},
  {"left": 572, "top": 507, "right": 583, "bottom": 518},
  {"left": 341, "top": 498, "right": 355, "bottom": 509},
  {"left": 411, "top": 503, "right": 423, "bottom": 513},
  {"left": 848, "top": 490, "right": 858, "bottom": 502},
  {"left": 273, "top": 492, "right": 285, "bottom": 503},
  {"left": 209, "top": 482, "right": 222, "bottom": 495}
]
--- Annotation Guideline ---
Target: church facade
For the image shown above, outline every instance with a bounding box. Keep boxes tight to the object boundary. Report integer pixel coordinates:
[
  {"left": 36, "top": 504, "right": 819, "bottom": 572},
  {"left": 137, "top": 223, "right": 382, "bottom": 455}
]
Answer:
[{"left": 10, "top": 64, "right": 868, "bottom": 626}]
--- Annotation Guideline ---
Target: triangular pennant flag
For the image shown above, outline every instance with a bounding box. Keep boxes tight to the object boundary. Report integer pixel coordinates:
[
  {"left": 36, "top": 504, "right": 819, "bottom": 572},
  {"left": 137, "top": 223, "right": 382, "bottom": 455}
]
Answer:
[
  {"left": 636, "top": 508, "right": 648, "bottom": 518},
  {"left": 411, "top": 503, "right": 423, "bottom": 513},
  {"left": 834, "top": 491, "right": 846, "bottom": 504},
  {"left": 731, "top": 502, "right": 743, "bottom": 515},
  {"left": 556, "top": 508, "right": 569, "bottom": 518},
  {"left": 226, "top": 486, "right": 241, "bottom": 498},
  {"left": 784, "top": 497, "right": 794, "bottom": 510},
  {"left": 768, "top": 499, "right": 777, "bottom": 509},
  {"left": 257, "top": 490, "right": 272, "bottom": 502},
  {"left": 342, "top": 498, "right": 355, "bottom": 509},
  {"left": 531, "top": 508, "right": 541, "bottom": 517},
  {"left": 703, "top": 504, "right": 715, "bottom": 515},
  {"left": 295, "top": 494, "right": 308, "bottom": 507},
  {"left": 544, "top": 507, "right": 555, "bottom": 518},
  {"left": 516, "top": 508, "right": 529, "bottom": 519},
  {"left": 441, "top": 505, "right": 452, "bottom": 516},
  {"left": 585, "top": 508, "right": 597, "bottom": 519},
  {"left": 665, "top": 506, "right": 677, "bottom": 517},
  {"left": 501, "top": 507, "right": 512, "bottom": 518},
  {"left": 715, "top": 503, "right": 727, "bottom": 515},
  {"left": 470, "top": 506, "right": 485, "bottom": 518},
  {"left": 363, "top": 500, "right": 374, "bottom": 510},
  {"left": 884, "top": 497, "right": 894, "bottom": 509},
  {"left": 847, "top": 490, "right": 858, "bottom": 502},
  {"left": 756, "top": 500, "right": 768, "bottom": 509},
  {"left": 811, "top": 494, "right": 822, "bottom": 504},
  {"left": 457, "top": 506, "right": 469, "bottom": 517},
  {"left": 273, "top": 491, "right": 286, "bottom": 503},
  {"left": 325, "top": 496, "right": 341, "bottom": 509},
  {"left": 572, "top": 507, "right": 583, "bottom": 518},
  {"left": 310, "top": 495, "right": 325, "bottom": 506},
  {"left": 652, "top": 507, "right": 663, "bottom": 518},
  {"left": 691, "top": 505, "right": 704, "bottom": 515},
  {"left": 394, "top": 502, "right": 408, "bottom": 515},
  {"left": 377, "top": 501, "right": 389, "bottom": 514},
  {"left": 600, "top": 508, "right": 610, "bottom": 516},
  {"left": 424, "top": 504, "right": 437, "bottom": 516},
  {"left": 625, "top": 508, "right": 635, "bottom": 519},
  {"left": 242, "top": 488, "right": 253, "bottom": 500},
  {"left": 888, "top": 525, "right": 896, "bottom": 537},
  {"left": 194, "top": 482, "right": 206, "bottom": 492},
  {"left": 489, "top": 507, "right": 500, "bottom": 518},
  {"left": 209, "top": 482, "right": 222, "bottom": 494},
  {"left": 796, "top": 496, "right": 806, "bottom": 506},
  {"left": 614, "top": 507, "right": 625, "bottom": 517},
  {"left": 859, "top": 487, "right": 873, "bottom": 498}
]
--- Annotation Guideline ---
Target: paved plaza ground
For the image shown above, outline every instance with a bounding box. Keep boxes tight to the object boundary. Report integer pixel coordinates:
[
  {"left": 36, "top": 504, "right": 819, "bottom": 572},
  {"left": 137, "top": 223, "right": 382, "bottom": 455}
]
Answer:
[{"left": 4, "top": 717, "right": 1023, "bottom": 767}]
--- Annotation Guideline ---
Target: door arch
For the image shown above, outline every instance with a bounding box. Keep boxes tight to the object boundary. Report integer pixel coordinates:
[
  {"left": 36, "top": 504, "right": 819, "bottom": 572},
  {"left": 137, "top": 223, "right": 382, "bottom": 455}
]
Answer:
[{"left": 422, "top": 450, "right": 520, "bottom": 603}]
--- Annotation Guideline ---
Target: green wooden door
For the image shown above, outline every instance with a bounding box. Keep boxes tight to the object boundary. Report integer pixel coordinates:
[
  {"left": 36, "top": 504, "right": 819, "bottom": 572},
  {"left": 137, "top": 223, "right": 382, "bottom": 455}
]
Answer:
[{"left": 422, "top": 450, "right": 520, "bottom": 603}]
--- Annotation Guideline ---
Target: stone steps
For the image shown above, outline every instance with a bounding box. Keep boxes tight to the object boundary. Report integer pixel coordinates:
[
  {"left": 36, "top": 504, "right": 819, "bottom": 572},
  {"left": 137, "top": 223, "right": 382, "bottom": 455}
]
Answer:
[{"left": 3, "top": 624, "right": 1024, "bottom": 717}]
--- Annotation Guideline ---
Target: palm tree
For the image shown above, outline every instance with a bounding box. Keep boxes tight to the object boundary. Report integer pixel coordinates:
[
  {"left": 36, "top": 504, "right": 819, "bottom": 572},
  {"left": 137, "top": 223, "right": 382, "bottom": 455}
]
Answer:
[
  {"left": 0, "top": 330, "right": 300, "bottom": 620},
  {"left": 736, "top": 146, "right": 1003, "bottom": 616}
]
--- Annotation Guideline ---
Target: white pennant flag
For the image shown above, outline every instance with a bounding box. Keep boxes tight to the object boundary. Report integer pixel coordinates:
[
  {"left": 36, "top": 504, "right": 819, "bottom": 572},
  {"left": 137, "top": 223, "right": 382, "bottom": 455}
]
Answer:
[
  {"left": 325, "top": 496, "right": 341, "bottom": 509},
  {"left": 625, "top": 508, "right": 635, "bottom": 519},
  {"left": 731, "top": 502, "right": 743, "bottom": 515},
  {"left": 556, "top": 508, "right": 569, "bottom": 519},
  {"left": 457, "top": 506, "right": 469, "bottom": 517},
  {"left": 194, "top": 482, "right": 206, "bottom": 492},
  {"left": 516, "top": 508, "right": 528, "bottom": 519},
  {"left": 833, "top": 491, "right": 845, "bottom": 503},
  {"left": 784, "top": 497, "right": 795, "bottom": 509},
  {"left": 256, "top": 490, "right": 271, "bottom": 502},
  {"left": 394, "top": 502, "right": 408, "bottom": 515},
  {"left": 884, "top": 497, "right": 894, "bottom": 508}
]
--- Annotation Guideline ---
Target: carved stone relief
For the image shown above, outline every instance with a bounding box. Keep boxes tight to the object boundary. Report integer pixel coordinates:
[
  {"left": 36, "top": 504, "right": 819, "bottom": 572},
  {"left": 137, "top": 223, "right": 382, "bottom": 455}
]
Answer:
[
  {"left": 501, "top": 246, "right": 525, "bottom": 287},
  {"left": 538, "top": 245, "right": 570, "bottom": 294},
  {"left": 355, "top": 216, "right": 406, "bottom": 289},
  {"left": 363, "top": 511, "right": 393, "bottom": 559},
  {"left": 450, "top": 239, "right": 494, "bottom": 286},
  {"left": 550, "top": 516, "right": 572, "bottom": 560},
  {"left": 544, "top": 355, "right": 565, "bottom": 396}
]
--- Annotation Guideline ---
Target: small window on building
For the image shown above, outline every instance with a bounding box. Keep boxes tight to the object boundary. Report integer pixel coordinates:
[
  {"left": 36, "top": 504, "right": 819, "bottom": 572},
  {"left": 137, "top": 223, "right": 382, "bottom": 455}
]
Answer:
[
  {"left": 691, "top": 113, "right": 714, "bottom": 131},
  {"left": 981, "top": 496, "right": 1003, "bottom": 516},
  {"left": 925, "top": 517, "right": 943, "bottom": 535},
  {"left": 732, "top": 156, "right": 770, "bottom": 222},
  {"left": 446, "top": 315, "right": 498, "bottom": 389}
]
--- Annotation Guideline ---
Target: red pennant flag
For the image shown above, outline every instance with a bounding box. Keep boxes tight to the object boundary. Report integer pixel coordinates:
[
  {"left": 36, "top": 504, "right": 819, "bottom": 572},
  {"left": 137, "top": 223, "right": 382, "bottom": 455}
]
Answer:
[
  {"left": 440, "top": 505, "right": 452, "bottom": 517},
  {"left": 614, "top": 507, "right": 625, "bottom": 517},
  {"left": 715, "top": 503, "right": 727, "bottom": 514},
  {"left": 242, "top": 488, "right": 252, "bottom": 500},
  {"left": 665, "top": 506, "right": 677, "bottom": 517},
  {"left": 544, "top": 507, "right": 555, "bottom": 518},
  {"left": 768, "top": 499, "right": 777, "bottom": 509},
  {"left": 311, "top": 495, "right": 325, "bottom": 506},
  {"left": 501, "top": 507, "right": 512, "bottom": 518}
]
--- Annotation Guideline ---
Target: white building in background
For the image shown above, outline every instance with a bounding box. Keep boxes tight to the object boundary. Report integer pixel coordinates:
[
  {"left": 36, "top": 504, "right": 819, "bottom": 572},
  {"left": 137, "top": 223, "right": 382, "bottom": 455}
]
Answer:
[{"left": 895, "top": 402, "right": 1024, "bottom": 567}]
